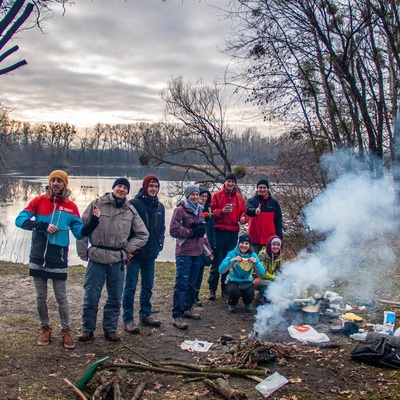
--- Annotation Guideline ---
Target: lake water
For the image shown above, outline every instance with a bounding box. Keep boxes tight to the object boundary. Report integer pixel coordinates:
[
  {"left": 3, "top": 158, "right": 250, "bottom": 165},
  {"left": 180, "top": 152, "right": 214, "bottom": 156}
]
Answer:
[{"left": 0, "top": 173, "right": 183, "bottom": 264}]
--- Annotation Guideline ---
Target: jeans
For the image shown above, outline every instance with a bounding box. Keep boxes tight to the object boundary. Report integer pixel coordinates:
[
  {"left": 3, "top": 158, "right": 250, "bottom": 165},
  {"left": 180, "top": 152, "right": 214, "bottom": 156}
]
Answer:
[
  {"left": 208, "top": 229, "right": 238, "bottom": 293},
  {"left": 33, "top": 275, "right": 70, "bottom": 330},
  {"left": 81, "top": 260, "right": 125, "bottom": 333},
  {"left": 172, "top": 255, "right": 202, "bottom": 319},
  {"left": 122, "top": 258, "right": 155, "bottom": 323}
]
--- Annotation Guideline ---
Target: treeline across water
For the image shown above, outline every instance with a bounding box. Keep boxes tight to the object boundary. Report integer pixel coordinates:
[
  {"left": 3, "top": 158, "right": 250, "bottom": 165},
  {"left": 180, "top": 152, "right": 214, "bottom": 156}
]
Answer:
[{"left": 2, "top": 120, "right": 282, "bottom": 171}]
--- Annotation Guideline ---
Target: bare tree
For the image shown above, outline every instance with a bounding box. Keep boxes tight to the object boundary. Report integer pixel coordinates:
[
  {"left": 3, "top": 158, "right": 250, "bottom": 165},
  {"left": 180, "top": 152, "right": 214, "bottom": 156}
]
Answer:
[
  {"left": 0, "top": 0, "right": 72, "bottom": 75},
  {"left": 224, "top": 0, "right": 400, "bottom": 177},
  {"left": 134, "top": 76, "right": 237, "bottom": 184}
]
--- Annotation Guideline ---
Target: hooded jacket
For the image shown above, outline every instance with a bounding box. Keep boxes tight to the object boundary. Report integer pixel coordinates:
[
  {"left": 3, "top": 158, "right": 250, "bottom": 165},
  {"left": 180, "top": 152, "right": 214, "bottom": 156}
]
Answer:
[
  {"left": 246, "top": 192, "right": 282, "bottom": 244},
  {"left": 15, "top": 192, "right": 99, "bottom": 279},
  {"left": 219, "top": 245, "right": 265, "bottom": 284},
  {"left": 199, "top": 187, "right": 216, "bottom": 250},
  {"left": 129, "top": 188, "right": 165, "bottom": 260},
  {"left": 211, "top": 186, "right": 248, "bottom": 232},
  {"left": 256, "top": 235, "right": 282, "bottom": 281},
  {"left": 77, "top": 192, "right": 149, "bottom": 265},
  {"left": 169, "top": 199, "right": 213, "bottom": 257}
]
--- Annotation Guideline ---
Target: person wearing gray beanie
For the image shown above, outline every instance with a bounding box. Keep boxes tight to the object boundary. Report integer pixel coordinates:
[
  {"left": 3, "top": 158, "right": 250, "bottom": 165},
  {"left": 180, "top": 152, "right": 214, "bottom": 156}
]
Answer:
[{"left": 184, "top": 185, "right": 200, "bottom": 198}]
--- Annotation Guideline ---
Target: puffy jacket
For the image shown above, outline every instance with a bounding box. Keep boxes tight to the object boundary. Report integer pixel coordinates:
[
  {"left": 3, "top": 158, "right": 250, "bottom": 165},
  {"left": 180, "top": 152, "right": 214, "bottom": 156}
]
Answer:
[
  {"left": 246, "top": 193, "right": 282, "bottom": 244},
  {"left": 211, "top": 186, "right": 248, "bottom": 232},
  {"left": 219, "top": 245, "right": 265, "bottom": 284},
  {"left": 15, "top": 192, "right": 99, "bottom": 279},
  {"left": 129, "top": 189, "right": 165, "bottom": 260},
  {"left": 77, "top": 193, "right": 149, "bottom": 264},
  {"left": 169, "top": 200, "right": 212, "bottom": 257}
]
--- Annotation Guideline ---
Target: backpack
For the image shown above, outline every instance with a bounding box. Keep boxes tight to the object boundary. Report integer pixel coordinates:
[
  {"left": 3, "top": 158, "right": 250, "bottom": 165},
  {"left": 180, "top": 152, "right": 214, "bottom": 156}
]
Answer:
[{"left": 350, "top": 333, "right": 400, "bottom": 369}]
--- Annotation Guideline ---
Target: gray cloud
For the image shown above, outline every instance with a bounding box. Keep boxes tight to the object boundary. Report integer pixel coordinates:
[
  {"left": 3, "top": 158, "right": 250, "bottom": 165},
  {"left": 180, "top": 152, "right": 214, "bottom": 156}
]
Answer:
[{"left": 2, "top": 0, "right": 264, "bottom": 131}]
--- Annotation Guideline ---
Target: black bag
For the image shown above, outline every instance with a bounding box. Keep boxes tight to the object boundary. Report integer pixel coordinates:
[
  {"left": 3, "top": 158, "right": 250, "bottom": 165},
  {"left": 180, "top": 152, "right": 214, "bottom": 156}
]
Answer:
[{"left": 350, "top": 334, "right": 400, "bottom": 369}]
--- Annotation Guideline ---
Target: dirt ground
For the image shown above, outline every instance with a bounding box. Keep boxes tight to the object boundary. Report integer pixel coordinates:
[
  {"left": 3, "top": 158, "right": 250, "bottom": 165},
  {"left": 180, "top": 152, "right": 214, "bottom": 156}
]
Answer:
[{"left": 1, "top": 261, "right": 400, "bottom": 400}]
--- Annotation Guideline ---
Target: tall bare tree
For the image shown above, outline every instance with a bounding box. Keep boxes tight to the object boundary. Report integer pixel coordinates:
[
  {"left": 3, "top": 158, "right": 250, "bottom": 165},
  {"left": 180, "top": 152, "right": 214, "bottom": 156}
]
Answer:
[
  {"left": 224, "top": 0, "right": 400, "bottom": 177},
  {"left": 135, "top": 76, "right": 237, "bottom": 184}
]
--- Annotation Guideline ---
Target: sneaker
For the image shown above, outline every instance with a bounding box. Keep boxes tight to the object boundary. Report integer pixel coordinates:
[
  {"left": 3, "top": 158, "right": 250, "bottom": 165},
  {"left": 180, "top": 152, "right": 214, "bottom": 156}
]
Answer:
[
  {"left": 140, "top": 317, "right": 161, "bottom": 327},
  {"left": 104, "top": 332, "right": 121, "bottom": 342},
  {"left": 38, "top": 326, "right": 52, "bottom": 346},
  {"left": 78, "top": 331, "right": 94, "bottom": 342},
  {"left": 245, "top": 304, "right": 253, "bottom": 313},
  {"left": 194, "top": 298, "right": 203, "bottom": 307},
  {"left": 61, "top": 329, "right": 76, "bottom": 349},
  {"left": 208, "top": 290, "right": 216, "bottom": 301},
  {"left": 183, "top": 310, "right": 201, "bottom": 320},
  {"left": 173, "top": 318, "right": 188, "bottom": 330},
  {"left": 228, "top": 305, "right": 237, "bottom": 313},
  {"left": 124, "top": 322, "right": 140, "bottom": 334}
]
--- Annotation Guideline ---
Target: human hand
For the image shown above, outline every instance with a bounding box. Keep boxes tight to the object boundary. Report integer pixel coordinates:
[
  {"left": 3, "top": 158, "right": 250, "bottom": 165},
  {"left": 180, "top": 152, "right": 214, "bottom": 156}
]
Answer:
[
  {"left": 47, "top": 224, "right": 59, "bottom": 234},
  {"left": 80, "top": 256, "right": 88, "bottom": 261},
  {"left": 193, "top": 225, "right": 207, "bottom": 237},
  {"left": 223, "top": 205, "right": 232, "bottom": 214},
  {"left": 255, "top": 205, "right": 261, "bottom": 216},
  {"left": 248, "top": 257, "right": 256, "bottom": 263},
  {"left": 92, "top": 204, "right": 100, "bottom": 218},
  {"left": 233, "top": 256, "right": 242, "bottom": 263}
]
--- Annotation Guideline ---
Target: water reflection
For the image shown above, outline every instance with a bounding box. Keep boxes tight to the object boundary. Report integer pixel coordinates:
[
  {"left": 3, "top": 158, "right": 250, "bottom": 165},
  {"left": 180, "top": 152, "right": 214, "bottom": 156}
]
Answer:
[{"left": 0, "top": 174, "right": 178, "bottom": 264}]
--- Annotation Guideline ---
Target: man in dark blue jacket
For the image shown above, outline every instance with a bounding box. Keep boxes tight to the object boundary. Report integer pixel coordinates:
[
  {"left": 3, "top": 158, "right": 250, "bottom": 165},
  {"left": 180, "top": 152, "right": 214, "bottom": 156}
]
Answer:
[{"left": 122, "top": 175, "right": 166, "bottom": 333}]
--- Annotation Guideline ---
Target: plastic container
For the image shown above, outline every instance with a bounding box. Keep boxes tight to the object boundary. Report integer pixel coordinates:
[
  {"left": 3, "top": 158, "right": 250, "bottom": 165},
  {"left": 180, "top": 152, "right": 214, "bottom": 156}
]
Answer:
[{"left": 350, "top": 332, "right": 368, "bottom": 340}]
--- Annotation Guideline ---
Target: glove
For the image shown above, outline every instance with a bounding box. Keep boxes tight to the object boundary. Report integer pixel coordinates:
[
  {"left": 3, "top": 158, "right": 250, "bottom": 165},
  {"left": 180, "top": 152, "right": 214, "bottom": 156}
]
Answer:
[
  {"left": 192, "top": 225, "right": 207, "bottom": 237},
  {"left": 190, "top": 222, "right": 199, "bottom": 229}
]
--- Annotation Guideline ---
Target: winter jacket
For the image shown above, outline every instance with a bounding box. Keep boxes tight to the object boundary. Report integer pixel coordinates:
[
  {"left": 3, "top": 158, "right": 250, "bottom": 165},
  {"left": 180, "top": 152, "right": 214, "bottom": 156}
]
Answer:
[
  {"left": 129, "top": 189, "right": 165, "bottom": 261},
  {"left": 255, "top": 247, "right": 282, "bottom": 281},
  {"left": 169, "top": 200, "right": 213, "bottom": 257},
  {"left": 77, "top": 193, "right": 149, "bottom": 265},
  {"left": 211, "top": 186, "right": 248, "bottom": 232},
  {"left": 246, "top": 192, "right": 282, "bottom": 245},
  {"left": 15, "top": 192, "right": 99, "bottom": 280},
  {"left": 199, "top": 188, "right": 216, "bottom": 265},
  {"left": 219, "top": 246, "right": 265, "bottom": 285}
]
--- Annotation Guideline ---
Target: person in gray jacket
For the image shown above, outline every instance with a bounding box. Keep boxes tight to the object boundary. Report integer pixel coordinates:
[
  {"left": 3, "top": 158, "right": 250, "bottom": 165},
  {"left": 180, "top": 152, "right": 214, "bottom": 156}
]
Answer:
[{"left": 77, "top": 178, "right": 149, "bottom": 342}]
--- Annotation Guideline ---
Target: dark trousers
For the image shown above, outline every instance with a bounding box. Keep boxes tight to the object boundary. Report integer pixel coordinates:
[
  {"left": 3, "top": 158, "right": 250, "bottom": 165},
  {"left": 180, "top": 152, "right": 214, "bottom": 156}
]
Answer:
[
  {"left": 208, "top": 229, "right": 238, "bottom": 293},
  {"left": 227, "top": 282, "right": 254, "bottom": 306}
]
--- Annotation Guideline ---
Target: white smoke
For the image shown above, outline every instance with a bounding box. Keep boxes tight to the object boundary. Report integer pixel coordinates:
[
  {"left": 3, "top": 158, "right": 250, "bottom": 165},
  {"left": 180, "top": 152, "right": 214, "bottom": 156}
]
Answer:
[{"left": 254, "top": 151, "right": 399, "bottom": 337}]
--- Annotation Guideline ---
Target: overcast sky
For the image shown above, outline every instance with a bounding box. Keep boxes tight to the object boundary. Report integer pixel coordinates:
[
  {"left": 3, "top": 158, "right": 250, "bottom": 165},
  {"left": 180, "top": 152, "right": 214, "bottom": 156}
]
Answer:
[{"left": 1, "top": 0, "right": 271, "bottom": 134}]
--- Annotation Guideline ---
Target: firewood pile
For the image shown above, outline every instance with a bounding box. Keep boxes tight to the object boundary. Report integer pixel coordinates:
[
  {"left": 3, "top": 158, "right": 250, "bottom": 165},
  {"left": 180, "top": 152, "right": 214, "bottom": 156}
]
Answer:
[{"left": 64, "top": 339, "right": 334, "bottom": 399}]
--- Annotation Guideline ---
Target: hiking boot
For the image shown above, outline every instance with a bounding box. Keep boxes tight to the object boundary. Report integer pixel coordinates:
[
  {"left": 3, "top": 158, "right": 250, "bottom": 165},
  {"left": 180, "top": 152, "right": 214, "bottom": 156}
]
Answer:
[
  {"left": 124, "top": 322, "right": 140, "bottom": 334},
  {"left": 228, "top": 305, "right": 237, "bottom": 313},
  {"left": 183, "top": 310, "right": 201, "bottom": 320},
  {"left": 173, "top": 318, "right": 188, "bottom": 330},
  {"left": 78, "top": 331, "right": 94, "bottom": 342},
  {"left": 61, "top": 329, "right": 76, "bottom": 349},
  {"left": 38, "top": 326, "right": 52, "bottom": 346},
  {"left": 245, "top": 304, "right": 253, "bottom": 313},
  {"left": 208, "top": 290, "right": 216, "bottom": 301},
  {"left": 140, "top": 316, "right": 161, "bottom": 327},
  {"left": 104, "top": 332, "right": 121, "bottom": 342}
]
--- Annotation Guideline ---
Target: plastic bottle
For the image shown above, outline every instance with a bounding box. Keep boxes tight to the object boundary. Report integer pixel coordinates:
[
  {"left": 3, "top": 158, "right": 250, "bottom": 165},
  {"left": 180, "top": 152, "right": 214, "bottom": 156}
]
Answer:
[{"left": 350, "top": 332, "right": 368, "bottom": 340}]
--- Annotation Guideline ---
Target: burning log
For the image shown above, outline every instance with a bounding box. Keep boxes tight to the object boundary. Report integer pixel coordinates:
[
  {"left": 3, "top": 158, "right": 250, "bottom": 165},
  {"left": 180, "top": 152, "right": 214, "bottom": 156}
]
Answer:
[{"left": 203, "top": 378, "right": 248, "bottom": 399}]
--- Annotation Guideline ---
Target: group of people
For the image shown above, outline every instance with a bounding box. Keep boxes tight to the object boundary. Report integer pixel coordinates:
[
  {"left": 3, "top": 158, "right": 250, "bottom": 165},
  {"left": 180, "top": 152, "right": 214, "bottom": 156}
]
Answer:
[{"left": 15, "top": 169, "right": 283, "bottom": 348}]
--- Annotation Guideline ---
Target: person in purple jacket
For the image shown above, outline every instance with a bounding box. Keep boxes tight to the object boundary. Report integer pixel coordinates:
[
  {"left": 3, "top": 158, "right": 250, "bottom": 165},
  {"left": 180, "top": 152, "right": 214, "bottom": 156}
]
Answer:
[{"left": 169, "top": 185, "right": 213, "bottom": 329}]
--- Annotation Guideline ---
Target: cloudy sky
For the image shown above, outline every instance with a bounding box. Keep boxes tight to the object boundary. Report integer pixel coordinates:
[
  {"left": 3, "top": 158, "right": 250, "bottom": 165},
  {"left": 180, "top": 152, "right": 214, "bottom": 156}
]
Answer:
[{"left": 2, "top": 0, "right": 270, "bottom": 134}]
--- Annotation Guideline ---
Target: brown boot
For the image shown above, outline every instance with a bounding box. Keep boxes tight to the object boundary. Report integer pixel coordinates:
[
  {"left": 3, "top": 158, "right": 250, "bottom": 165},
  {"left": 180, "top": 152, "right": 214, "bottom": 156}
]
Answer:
[
  {"left": 104, "top": 332, "right": 121, "bottom": 342},
  {"left": 61, "top": 329, "right": 76, "bottom": 349},
  {"left": 38, "top": 326, "right": 52, "bottom": 346},
  {"left": 78, "top": 331, "right": 94, "bottom": 342},
  {"left": 183, "top": 310, "right": 201, "bottom": 320},
  {"left": 173, "top": 318, "right": 188, "bottom": 330}
]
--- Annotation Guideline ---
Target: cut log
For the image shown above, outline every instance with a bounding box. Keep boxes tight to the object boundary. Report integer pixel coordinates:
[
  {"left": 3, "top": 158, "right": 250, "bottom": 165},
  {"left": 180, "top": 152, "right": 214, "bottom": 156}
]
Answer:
[
  {"left": 130, "top": 381, "right": 147, "bottom": 400},
  {"left": 203, "top": 378, "right": 248, "bottom": 399}
]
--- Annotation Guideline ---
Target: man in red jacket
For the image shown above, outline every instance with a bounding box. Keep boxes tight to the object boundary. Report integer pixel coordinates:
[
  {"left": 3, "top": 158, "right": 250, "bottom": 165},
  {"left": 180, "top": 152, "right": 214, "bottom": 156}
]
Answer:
[{"left": 207, "top": 173, "right": 248, "bottom": 300}]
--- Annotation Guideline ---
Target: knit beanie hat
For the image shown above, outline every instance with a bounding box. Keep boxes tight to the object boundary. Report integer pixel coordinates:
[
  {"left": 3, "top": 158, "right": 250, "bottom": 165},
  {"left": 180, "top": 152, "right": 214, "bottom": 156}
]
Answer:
[
  {"left": 112, "top": 177, "right": 130, "bottom": 193},
  {"left": 271, "top": 237, "right": 282, "bottom": 246},
  {"left": 142, "top": 174, "right": 159, "bottom": 194},
  {"left": 49, "top": 170, "right": 68, "bottom": 186},
  {"left": 257, "top": 179, "right": 269, "bottom": 188},
  {"left": 224, "top": 173, "right": 237, "bottom": 183},
  {"left": 184, "top": 185, "right": 200, "bottom": 198},
  {"left": 239, "top": 233, "right": 252, "bottom": 244}
]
